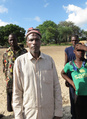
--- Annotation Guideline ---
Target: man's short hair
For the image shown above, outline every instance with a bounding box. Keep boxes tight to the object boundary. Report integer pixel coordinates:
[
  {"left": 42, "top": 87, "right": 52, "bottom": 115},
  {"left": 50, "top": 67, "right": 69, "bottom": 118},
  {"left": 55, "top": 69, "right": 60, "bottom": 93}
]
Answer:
[
  {"left": 8, "top": 33, "right": 17, "bottom": 39},
  {"left": 71, "top": 34, "right": 79, "bottom": 39}
]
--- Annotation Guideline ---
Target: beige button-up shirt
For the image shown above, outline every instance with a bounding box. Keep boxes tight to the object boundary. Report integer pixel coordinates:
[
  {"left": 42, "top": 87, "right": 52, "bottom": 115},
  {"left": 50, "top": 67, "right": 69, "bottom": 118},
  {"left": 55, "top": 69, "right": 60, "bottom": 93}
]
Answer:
[{"left": 13, "top": 52, "right": 63, "bottom": 119}]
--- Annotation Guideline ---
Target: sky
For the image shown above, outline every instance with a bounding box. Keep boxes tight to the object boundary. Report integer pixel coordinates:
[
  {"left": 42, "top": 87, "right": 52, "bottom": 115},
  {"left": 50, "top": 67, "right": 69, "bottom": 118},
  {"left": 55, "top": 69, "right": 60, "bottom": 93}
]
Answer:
[{"left": 0, "top": 0, "right": 87, "bottom": 32}]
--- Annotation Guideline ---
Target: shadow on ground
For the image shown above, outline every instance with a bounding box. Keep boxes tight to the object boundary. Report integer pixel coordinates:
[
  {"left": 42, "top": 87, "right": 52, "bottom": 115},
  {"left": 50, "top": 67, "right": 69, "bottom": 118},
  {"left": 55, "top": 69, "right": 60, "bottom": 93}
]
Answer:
[{"left": 1, "top": 106, "right": 71, "bottom": 119}]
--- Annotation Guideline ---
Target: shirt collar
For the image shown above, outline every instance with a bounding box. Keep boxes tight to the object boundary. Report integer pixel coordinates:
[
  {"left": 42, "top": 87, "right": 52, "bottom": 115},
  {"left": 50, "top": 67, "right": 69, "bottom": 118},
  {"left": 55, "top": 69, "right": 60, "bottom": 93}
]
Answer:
[{"left": 28, "top": 51, "right": 45, "bottom": 60}]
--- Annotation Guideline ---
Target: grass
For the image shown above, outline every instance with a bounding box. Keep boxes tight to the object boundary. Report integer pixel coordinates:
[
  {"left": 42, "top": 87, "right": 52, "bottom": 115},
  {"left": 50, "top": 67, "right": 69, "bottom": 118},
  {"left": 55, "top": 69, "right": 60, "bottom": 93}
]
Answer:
[{"left": 41, "top": 42, "right": 71, "bottom": 46}]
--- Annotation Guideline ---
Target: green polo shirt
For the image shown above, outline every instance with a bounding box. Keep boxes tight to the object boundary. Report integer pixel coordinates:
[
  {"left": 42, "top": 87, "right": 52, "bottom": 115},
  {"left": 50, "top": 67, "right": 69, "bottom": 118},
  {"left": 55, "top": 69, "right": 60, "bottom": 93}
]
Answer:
[{"left": 64, "top": 60, "right": 87, "bottom": 95}]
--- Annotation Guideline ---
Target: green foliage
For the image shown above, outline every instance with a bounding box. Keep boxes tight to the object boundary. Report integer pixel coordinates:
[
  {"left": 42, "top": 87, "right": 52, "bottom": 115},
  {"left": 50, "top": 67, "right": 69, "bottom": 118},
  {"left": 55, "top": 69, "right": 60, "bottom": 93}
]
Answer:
[
  {"left": 37, "top": 20, "right": 58, "bottom": 44},
  {"left": 37, "top": 20, "right": 85, "bottom": 45},
  {"left": 0, "top": 21, "right": 87, "bottom": 46},
  {"left": 0, "top": 24, "right": 26, "bottom": 46}
]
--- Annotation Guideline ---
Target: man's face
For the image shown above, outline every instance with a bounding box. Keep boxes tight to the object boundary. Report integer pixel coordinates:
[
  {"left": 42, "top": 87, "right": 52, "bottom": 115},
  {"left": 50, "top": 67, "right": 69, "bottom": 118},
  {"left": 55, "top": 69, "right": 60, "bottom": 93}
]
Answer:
[
  {"left": 74, "top": 45, "right": 85, "bottom": 59},
  {"left": 8, "top": 35, "right": 17, "bottom": 47},
  {"left": 26, "top": 33, "right": 41, "bottom": 54},
  {"left": 71, "top": 36, "right": 79, "bottom": 46}
]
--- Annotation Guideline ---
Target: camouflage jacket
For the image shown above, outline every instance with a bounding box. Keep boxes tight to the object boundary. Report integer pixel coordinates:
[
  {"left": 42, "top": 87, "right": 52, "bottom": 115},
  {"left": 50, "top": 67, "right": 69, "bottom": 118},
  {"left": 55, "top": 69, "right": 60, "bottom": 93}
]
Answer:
[{"left": 3, "top": 46, "right": 27, "bottom": 93}]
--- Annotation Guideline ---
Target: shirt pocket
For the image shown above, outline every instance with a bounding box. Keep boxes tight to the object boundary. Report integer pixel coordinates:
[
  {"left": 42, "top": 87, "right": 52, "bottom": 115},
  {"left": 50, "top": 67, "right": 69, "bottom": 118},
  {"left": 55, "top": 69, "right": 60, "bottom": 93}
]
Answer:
[{"left": 41, "top": 69, "right": 53, "bottom": 84}]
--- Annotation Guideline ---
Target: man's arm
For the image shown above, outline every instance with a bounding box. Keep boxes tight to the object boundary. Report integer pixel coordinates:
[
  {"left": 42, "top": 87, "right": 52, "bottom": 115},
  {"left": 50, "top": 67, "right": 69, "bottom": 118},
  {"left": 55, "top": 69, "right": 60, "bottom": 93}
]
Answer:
[
  {"left": 12, "top": 59, "right": 23, "bottom": 119},
  {"left": 64, "top": 52, "right": 68, "bottom": 66},
  {"left": 64, "top": 52, "right": 70, "bottom": 87},
  {"left": 52, "top": 59, "right": 63, "bottom": 118}
]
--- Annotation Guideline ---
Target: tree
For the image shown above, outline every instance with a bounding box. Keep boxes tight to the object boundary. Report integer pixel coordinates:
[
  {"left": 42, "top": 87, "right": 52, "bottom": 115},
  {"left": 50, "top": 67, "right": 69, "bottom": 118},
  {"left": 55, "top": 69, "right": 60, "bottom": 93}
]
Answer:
[
  {"left": 0, "top": 26, "right": 5, "bottom": 46},
  {"left": 57, "top": 21, "right": 81, "bottom": 42},
  {"left": 0, "top": 24, "right": 26, "bottom": 46},
  {"left": 58, "top": 25, "right": 72, "bottom": 42},
  {"left": 36, "top": 20, "right": 84, "bottom": 45},
  {"left": 37, "top": 20, "right": 58, "bottom": 44},
  {"left": 46, "top": 27, "right": 59, "bottom": 44}
]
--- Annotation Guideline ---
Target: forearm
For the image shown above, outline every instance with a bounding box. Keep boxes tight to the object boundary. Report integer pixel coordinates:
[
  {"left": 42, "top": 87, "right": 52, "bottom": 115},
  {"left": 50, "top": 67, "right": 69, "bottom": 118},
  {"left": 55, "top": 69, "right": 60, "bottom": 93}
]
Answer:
[
  {"left": 62, "top": 73, "right": 73, "bottom": 85},
  {"left": 61, "top": 70, "right": 75, "bottom": 90},
  {"left": 53, "top": 61, "right": 63, "bottom": 117},
  {"left": 12, "top": 93, "right": 23, "bottom": 119},
  {"left": 13, "top": 60, "right": 23, "bottom": 119},
  {"left": 64, "top": 52, "right": 68, "bottom": 66},
  {"left": 12, "top": 76, "right": 23, "bottom": 119},
  {"left": 54, "top": 84, "right": 63, "bottom": 117}
]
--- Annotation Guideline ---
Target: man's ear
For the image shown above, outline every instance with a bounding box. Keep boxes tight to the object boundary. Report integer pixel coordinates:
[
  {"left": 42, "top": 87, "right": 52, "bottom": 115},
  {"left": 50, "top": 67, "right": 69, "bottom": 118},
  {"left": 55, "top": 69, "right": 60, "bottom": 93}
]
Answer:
[
  {"left": 26, "top": 41, "right": 28, "bottom": 47},
  {"left": 40, "top": 40, "right": 41, "bottom": 45},
  {"left": 8, "top": 39, "right": 10, "bottom": 44}
]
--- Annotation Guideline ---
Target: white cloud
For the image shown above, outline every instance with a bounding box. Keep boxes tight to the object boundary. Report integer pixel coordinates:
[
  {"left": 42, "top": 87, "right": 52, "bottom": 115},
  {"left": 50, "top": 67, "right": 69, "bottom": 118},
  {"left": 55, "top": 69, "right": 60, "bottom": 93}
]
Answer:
[
  {"left": 44, "top": 3, "right": 49, "bottom": 8},
  {"left": 34, "top": 16, "right": 41, "bottom": 22},
  {"left": 63, "top": 3, "right": 87, "bottom": 29},
  {"left": 0, "top": 19, "right": 9, "bottom": 26},
  {"left": 0, "top": 5, "right": 8, "bottom": 13}
]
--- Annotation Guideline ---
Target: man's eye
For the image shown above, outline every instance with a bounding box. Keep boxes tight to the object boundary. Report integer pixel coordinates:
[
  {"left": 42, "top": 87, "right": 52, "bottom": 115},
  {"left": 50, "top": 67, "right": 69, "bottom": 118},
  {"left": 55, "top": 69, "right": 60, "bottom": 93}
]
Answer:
[
  {"left": 28, "top": 39, "right": 40, "bottom": 42},
  {"left": 29, "top": 39, "right": 34, "bottom": 42},
  {"left": 36, "top": 39, "right": 39, "bottom": 41},
  {"left": 30, "top": 39, "right": 34, "bottom": 41}
]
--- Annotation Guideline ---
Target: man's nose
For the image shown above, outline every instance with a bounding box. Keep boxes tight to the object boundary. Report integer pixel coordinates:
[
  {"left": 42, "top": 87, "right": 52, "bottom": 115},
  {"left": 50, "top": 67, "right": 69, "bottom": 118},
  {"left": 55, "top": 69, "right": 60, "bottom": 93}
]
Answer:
[
  {"left": 11, "top": 40, "right": 13, "bottom": 43},
  {"left": 33, "top": 39, "right": 36, "bottom": 44}
]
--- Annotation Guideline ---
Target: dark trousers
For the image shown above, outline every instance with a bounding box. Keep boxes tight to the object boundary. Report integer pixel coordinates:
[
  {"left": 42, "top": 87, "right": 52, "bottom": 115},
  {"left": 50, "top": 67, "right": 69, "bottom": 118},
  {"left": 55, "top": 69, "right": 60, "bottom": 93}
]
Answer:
[
  {"left": 7, "top": 92, "right": 13, "bottom": 112},
  {"left": 69, "top": 86, "right": 76, "bottom": 119},
  {"left": 75, "top": 95, "right": 87, "bottom": 119}
]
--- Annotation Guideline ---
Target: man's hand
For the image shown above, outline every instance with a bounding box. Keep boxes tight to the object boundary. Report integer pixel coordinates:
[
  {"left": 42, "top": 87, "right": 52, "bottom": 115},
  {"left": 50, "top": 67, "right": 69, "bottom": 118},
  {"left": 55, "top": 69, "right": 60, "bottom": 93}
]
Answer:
[{"left": 53, "top": 116, "right": 62, "bottom": 119}]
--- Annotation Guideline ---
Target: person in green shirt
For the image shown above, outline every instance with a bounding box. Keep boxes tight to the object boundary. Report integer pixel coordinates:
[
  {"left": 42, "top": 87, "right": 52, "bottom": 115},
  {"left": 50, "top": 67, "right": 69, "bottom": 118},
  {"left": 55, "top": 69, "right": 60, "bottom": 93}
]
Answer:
[{"left": 61, "top": 43, "right": 87, "bottom": 119}]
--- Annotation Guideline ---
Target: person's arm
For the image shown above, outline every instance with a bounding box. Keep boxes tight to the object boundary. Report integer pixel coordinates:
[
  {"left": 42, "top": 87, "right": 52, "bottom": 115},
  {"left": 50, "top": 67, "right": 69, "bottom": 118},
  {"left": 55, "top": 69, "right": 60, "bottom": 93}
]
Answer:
[
  {"left": 12, "top": 59, "right": 23, "bottom": 119},
  {"left": 61, "top": 69, "right": 76, "bottom": 90},
  {"left": 76, "top": 44, "right": 87, "bottom": 51},
  {"left": 3, "top": 54, "right": 5, "bottom": 73},
  {"left": 3, "top": 53, "right": 8, "bottom": 80},
  {"left": 52, "top": 59, "right": 63, "bottom": 118},
  {"left": 64, "top": 52, "right": 70, "bottom": 87},
  {"left": 3, "top": 53, "right": 7, "bottom": 73},
  {"left": 64, "top": 52, "right": 68, "bottom": 66}
]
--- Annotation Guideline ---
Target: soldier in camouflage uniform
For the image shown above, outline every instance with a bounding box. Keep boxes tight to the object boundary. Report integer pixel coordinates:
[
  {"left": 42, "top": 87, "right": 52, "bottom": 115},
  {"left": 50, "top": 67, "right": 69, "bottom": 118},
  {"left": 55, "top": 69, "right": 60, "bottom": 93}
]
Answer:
[{"left": 3, "top": 33, "right": 27, "bottom": 112}]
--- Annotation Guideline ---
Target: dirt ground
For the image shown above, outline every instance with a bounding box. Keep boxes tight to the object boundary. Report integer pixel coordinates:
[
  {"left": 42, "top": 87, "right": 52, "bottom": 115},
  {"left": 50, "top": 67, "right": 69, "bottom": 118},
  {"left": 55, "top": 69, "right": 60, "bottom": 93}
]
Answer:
[{"left": 0, "top": 46, "right": 71, "bottom": 119}]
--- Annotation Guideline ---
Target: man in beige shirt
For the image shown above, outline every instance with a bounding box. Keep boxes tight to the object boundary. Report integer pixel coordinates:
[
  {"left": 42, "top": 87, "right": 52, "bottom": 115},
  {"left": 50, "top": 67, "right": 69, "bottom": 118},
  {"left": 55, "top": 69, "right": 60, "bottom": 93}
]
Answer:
[{"left": 12, "top": 27, "right": 63, "bottom": 119}]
